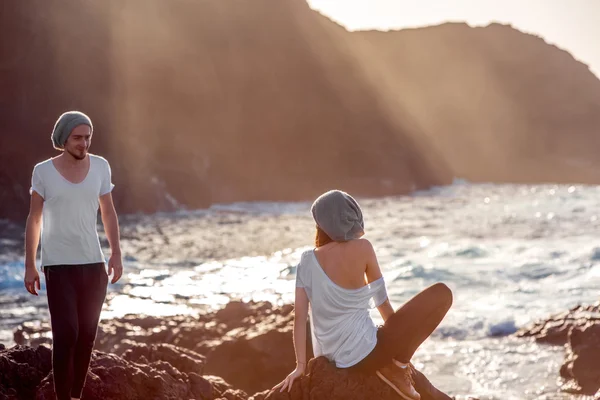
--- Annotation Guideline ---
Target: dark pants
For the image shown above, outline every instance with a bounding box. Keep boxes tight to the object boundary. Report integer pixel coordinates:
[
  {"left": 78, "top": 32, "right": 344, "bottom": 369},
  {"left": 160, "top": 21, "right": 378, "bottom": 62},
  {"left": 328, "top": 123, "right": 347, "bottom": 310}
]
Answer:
[
  {"left": 350, "top": 283, "right": 453, "bottom": 399},
  {"left": 44, "top": 263, "right": 108, "bottom": 400}
]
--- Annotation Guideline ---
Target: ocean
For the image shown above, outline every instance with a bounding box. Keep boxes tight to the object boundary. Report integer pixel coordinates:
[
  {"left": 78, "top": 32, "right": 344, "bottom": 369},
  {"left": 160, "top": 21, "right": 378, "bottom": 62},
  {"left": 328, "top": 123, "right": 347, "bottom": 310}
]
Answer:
[{"left": 1, "top": 181, "right": 599, "bottom": 399}]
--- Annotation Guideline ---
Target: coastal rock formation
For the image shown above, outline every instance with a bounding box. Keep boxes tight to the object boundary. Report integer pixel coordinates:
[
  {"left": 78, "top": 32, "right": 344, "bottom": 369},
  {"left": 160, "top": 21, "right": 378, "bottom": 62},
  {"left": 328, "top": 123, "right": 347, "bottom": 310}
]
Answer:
[
  {"left": 13, "top": 301, "right": 300, "bottom": 394},
  {"left": 0, "top": 345, "right": 52, "bottom": 400},
  {"left": 2, "top": 0, "right": 600, "bottom": 220},
  {"left": 516, "top": 302, "right": 600, "bottom": 395},
  {"left": 35, "top": 351, "right": 247, "bottom": 400},
  {"left": 0, "top": 344, "right": 247, "bottom": 400},
  {"left": 262, "top": 356, "right": 451, "bottom": 400},
  {"left": 515, "top": 303, "right": 600, "bottom": 345},
  {"left": 559, "top": 322, "right": 600, "bottom": 395},
  {"left": 0, "top": 345, "right": 451, "bottom": 400},
  {"left": 4, "top": 301, "right": 456, "bottom": 399}
]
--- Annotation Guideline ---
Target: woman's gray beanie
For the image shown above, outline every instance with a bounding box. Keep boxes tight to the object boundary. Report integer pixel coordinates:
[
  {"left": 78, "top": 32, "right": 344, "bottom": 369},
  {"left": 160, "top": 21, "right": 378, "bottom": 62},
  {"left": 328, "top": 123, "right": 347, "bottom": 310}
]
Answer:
[{"left": 311, "top": 190, "right": 364, "bottom": 241}]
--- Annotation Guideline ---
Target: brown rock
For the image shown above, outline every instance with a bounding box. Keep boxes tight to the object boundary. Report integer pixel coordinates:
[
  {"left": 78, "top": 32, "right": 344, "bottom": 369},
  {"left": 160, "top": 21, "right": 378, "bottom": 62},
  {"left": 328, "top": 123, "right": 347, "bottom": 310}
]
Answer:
[
  {"left": 559, "top": 322, "right": 600, "bottom": 395},
  {"left": 214, "top": 301, "right": 276, "bottom": 329},
  {"left": 121, "top": 343, "right": 206, "bottom": 375},
  {"left": 261, "top": 357, "right": 452, "bottom": 400},
  {"left": 34, "top": 351, "right": 244, "bottom": 400},
  {"left": 515, "top": 302, "right": 600, "bottom": 345},
  {"left": 5, "top": 300, "right": 464, "bottom": 399},
  {"left": 517, "top": 303, "right": 600, "bottom": 396},
  {"left": 12, "top": 301, "right": 302, "bottom": 394},
  {"left": 13, "top": 321, "right": 52, "bottom": 347},
  {"left": 0, "top": 345, "right": 52, "bottom": 400},
  {"left": 204, "top": 305, "right": 297, "bottom": 394}
]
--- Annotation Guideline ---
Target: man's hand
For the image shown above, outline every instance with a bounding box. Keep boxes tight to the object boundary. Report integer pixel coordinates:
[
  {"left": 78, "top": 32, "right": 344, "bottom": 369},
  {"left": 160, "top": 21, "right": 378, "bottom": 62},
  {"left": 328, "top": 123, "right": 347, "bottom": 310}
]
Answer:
[
  {"left": 99, "top": 192, "right": 122, "bottom": 284},
  {"left": 24, "top": 265, "right": 41, "bottom": 295},
  {"left": 108, "top": 253, "right": 123, "bottom": 284}
]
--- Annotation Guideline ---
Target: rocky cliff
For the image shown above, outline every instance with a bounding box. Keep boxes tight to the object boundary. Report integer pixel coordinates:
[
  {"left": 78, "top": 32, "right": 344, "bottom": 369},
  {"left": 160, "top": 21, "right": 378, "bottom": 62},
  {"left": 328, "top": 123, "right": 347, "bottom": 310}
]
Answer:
[{"left": 1, "top": 0, "right": 599, "bottom": 220}]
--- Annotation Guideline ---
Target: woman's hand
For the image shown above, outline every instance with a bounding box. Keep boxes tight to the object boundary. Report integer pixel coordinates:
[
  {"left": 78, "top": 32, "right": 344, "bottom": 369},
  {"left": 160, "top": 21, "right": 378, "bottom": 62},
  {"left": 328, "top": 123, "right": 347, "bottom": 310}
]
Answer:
[{"left": 272, "top": 363, "right": 306, "bottom": 392}]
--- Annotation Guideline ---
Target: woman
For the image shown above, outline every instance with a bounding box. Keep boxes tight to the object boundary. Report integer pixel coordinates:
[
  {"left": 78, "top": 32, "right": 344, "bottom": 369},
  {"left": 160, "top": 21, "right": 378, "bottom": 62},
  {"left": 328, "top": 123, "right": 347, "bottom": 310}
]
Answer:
[{"left": 273, "top": 190, "right": 453, "bottom": 400}]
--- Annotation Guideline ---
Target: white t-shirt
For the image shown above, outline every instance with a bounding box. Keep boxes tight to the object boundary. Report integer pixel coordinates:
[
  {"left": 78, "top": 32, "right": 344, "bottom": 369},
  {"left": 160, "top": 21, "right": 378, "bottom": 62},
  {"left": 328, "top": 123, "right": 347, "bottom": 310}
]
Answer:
[
  {"left": 295, "top": 249, "right": 388, "bottom": 368},
  {"left": 30, "top": 154, "right": 115, "bottom": 267}
]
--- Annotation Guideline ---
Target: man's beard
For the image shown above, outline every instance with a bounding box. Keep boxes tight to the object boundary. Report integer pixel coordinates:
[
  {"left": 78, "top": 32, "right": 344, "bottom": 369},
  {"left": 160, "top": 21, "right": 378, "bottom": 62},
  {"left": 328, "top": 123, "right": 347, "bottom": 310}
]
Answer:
[{"left": 66, "top": 147, "right": 87, "bottom": 160}]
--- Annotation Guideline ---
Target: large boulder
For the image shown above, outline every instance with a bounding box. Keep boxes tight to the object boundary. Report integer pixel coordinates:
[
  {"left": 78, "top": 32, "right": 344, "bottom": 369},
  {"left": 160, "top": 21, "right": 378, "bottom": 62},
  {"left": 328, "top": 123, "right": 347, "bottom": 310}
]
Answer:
[
  {"left": 516, "top": 302, "right": 600, "bottom": 396},
  {"left": 203, "top": 304, "right": 297, "bottom": 394},
  {"left": 261, "top": 357, "right": 452, "bottom": 400},
  {"left": 559, "top": 323, "right": 600, "bottom": 395}
]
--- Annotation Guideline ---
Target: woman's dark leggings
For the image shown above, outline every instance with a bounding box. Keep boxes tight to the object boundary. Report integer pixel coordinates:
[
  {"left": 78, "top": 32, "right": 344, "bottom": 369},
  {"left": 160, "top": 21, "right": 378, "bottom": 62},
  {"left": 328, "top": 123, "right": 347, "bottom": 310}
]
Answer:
[
  {"left": 44, "top": 263, "right": 108, "bottom": 400},
  {"left": 350, "top": 282, "right": 453, "bottom": 374}
]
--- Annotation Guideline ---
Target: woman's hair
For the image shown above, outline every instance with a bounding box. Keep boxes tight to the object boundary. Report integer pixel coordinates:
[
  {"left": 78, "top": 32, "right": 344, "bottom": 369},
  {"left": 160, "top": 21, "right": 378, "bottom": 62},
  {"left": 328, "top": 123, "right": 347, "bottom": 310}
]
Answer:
[{"left": 315, "top": 226, "right": 334, "bottom": 247}]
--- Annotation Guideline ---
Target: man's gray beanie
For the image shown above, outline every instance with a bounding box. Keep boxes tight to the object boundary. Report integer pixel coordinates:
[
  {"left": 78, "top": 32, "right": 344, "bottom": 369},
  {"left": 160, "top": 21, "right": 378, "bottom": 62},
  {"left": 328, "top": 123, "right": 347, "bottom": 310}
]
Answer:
[{"left": 51, "top": 111, "right": 93, "bottom": 149}]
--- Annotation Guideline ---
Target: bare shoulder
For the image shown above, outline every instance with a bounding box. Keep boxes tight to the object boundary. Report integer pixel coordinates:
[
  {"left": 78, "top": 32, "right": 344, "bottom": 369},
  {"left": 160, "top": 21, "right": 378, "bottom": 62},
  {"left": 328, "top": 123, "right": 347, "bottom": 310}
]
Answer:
[
  {"left": 354, "top": 237, "right": 374, "bottom": 248},
  {"left": 346, "top": 238, "right": 375, "bottom": 255}
]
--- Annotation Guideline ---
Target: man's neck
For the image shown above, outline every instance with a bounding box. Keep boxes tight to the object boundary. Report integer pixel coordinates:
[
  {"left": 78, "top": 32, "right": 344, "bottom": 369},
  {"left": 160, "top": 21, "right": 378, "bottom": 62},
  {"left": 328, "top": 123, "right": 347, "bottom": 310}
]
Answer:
[{"left": 58, "top": 152, "right": 88, "bottom": 167}]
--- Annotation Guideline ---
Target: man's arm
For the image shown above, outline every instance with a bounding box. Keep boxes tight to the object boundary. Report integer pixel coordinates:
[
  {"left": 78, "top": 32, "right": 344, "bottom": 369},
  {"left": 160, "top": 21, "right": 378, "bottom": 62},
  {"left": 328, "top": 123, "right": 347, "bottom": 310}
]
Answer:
[
  {"left": 99, "top": 192, "right": 122, "bottom": 283},
  {"left": 24, "top": 192, "right": 43, "bottom": 295}
]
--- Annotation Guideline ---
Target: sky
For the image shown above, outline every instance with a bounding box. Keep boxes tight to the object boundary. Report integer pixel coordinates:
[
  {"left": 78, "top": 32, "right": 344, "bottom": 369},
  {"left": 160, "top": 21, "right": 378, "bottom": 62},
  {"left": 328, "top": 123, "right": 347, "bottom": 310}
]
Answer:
[{"left": 307, "top": 0, "right": 600, "bottom": 77}]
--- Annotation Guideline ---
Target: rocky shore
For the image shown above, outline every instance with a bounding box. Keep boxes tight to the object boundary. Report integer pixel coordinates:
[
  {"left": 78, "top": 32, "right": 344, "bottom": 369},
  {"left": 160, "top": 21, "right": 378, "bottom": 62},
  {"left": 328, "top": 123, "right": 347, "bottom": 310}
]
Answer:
[
  {"left": 3, "top": 301, "right": 458, "bottom": 400},
  {"left": 4, "top": 295, "right": 600, "bottom": 399}
]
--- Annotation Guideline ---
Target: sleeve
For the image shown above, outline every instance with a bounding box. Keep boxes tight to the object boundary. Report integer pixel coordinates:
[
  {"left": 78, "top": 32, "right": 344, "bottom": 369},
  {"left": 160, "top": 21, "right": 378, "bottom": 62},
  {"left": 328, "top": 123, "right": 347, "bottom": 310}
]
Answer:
[
  {"left": 100, "top": 160, "right": 115, "bottom": 196},
  {"left": 30, "top": 166, "right": 45, "bottom": 199},
  {"left": 368, "top": 278, "right": 389, "bottom": 309},
  {"left": 295, "top": 262, "right": 305, "bottom": 288},
  {"left": 295, "top": 252, "right": 309, "bottom": 288}
]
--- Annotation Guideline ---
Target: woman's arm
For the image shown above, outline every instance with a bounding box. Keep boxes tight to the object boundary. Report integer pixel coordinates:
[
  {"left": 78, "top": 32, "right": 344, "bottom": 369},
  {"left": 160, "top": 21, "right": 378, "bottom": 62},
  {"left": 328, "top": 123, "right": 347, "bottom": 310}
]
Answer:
[
  {"left": 363, "top": 239, "right": 394, "bottom": 322},
  {"left": 293, "top": 287, "right": 309, "bottom": 366},
  {"left": 273, "top": 287, "right": 309, "bottom": 392}
]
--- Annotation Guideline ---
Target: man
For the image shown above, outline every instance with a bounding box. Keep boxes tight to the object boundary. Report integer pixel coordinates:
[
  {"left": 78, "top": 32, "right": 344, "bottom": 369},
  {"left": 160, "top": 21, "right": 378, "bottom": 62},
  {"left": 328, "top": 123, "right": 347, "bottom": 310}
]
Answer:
[{"left": 23, "top": 110, "right": 123, "bottom": 400}]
